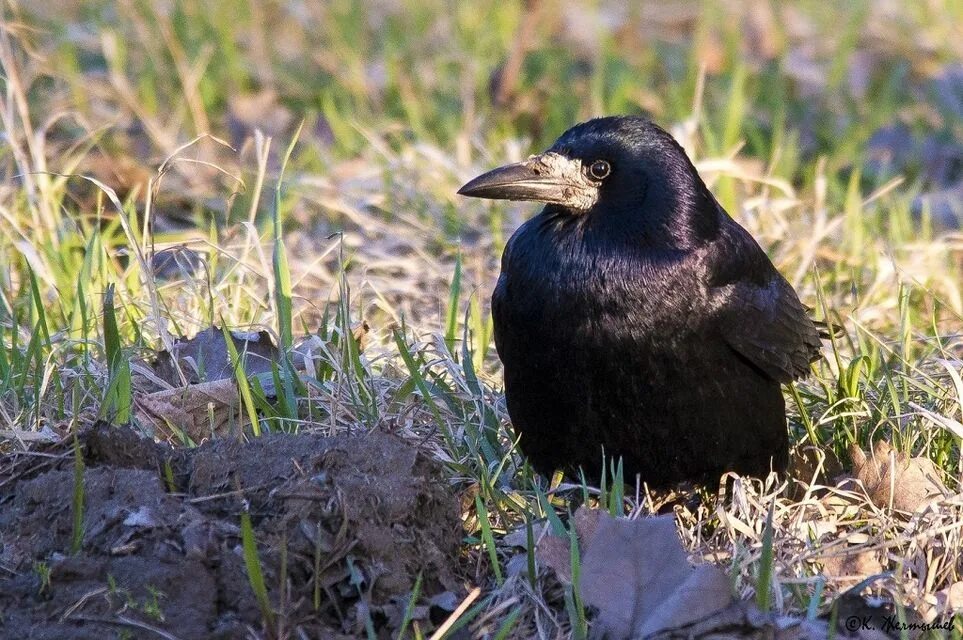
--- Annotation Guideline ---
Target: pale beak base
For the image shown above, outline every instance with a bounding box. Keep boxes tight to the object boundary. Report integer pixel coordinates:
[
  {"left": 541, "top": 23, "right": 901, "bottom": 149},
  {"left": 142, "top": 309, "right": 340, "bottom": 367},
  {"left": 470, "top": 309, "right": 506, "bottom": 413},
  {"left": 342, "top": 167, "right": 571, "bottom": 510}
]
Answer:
[{"left": 458, "top": 153, "right": 600, "bottom": 211}]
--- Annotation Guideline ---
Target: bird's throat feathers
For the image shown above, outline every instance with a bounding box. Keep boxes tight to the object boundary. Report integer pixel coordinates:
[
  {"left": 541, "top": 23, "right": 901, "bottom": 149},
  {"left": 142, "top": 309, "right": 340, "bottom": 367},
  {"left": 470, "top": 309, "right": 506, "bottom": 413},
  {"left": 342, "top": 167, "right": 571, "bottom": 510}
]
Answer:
[{"left": 510, "top": 209, "right": 695, "bottom": 299}]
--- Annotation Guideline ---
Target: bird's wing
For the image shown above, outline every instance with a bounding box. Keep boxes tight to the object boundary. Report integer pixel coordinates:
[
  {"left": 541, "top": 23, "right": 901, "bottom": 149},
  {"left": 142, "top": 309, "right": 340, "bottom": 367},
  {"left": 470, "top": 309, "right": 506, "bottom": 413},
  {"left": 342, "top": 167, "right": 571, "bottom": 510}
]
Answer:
[
  {"left": 708, "top": 224, "right": 822, "bottom": 383},
  {"left": 716, "top": 276, "right": 822, "bottom": 382}
]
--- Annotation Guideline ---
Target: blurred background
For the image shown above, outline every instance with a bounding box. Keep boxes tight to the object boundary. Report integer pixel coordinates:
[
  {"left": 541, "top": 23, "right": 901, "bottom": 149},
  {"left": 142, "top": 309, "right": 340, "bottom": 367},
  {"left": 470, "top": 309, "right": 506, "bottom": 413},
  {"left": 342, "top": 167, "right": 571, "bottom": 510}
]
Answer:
[{"left": 7, "top": 0, "right": 963, "bottom": 332}]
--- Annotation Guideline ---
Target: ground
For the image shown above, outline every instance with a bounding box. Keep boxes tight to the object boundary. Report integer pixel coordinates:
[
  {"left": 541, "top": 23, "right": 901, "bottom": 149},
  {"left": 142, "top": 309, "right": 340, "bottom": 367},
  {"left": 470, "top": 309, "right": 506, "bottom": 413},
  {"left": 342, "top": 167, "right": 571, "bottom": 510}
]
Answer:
[{"left": 0, "top": 423, "right": 462, "bottom": 638}]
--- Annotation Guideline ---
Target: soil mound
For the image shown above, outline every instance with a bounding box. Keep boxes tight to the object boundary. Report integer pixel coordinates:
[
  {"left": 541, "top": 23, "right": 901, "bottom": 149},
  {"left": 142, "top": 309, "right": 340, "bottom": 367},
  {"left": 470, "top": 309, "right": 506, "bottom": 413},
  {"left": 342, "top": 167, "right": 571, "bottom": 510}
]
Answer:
[{"left": 0, "top": 423, "right": 463, "bottom": 639}]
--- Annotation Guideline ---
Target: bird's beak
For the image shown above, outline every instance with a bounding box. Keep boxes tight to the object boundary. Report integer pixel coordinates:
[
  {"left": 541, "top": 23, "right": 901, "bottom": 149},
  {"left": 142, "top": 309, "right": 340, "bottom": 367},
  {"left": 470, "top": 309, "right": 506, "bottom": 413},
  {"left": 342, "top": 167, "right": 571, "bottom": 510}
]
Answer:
[{"left": 457, "top": 153, "right": 599, "bottom": 211}]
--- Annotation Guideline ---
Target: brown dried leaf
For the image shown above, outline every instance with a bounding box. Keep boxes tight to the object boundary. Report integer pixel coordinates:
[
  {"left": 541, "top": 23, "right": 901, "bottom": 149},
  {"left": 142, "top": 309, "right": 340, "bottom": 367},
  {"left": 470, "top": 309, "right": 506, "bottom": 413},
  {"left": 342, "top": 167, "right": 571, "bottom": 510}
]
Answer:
[
  {"left": 134, "top": 378, "right": 240, "bottom": 442},
  {"left": 850, "top": 440, "right": 947, "bottom": 514},
  {"left": 573, "top": 502, "right": 602, "bottom": 541},
  {"left": 537, "top": 508, "right": 912, "bottom": 639},
  {"left": 787, "top": 444, "right": 844, "bottom": 500},
  {"left": 352, "top": 320, "right": 371, "bottom": 352},
  {"left": 536, "top": 507, "right": 733, "bottom": 639},
  {"left": 535, "top": 530, "right": 572, "bottom": 583},
  {"left": 815, "top": 548, "right": 884, "bottom": 588}
]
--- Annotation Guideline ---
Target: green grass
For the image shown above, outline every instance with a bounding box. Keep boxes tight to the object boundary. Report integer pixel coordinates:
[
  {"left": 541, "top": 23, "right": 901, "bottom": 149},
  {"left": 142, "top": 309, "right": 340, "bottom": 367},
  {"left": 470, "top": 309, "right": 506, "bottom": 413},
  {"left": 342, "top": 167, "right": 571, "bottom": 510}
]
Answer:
[
  {"left": 241, "top": 508, "right": 276, "bottom": 632},
  {"left": 1, "top": 0, "right": 962, "bottom": 637}
]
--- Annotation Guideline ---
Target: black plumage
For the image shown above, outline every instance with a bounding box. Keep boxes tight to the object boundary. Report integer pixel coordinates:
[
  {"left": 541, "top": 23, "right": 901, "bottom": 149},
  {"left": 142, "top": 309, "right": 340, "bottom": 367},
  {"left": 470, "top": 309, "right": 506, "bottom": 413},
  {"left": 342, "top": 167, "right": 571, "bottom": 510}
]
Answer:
[{"left": 458, "top": 116, "right": 821, "bottom": 487}]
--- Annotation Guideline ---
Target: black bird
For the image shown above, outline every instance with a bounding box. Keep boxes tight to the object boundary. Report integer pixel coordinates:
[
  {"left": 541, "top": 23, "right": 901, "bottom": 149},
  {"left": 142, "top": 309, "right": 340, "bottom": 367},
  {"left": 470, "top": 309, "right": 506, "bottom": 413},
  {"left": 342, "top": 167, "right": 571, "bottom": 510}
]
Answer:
[{"left": 458, "top": 116, "right": 821, "bottom": 487}]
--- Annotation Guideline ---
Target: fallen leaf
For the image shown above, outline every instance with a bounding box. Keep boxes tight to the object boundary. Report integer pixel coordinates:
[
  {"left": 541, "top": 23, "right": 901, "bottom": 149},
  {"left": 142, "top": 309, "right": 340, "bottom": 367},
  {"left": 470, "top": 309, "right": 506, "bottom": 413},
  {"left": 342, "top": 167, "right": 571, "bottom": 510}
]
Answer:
[
  {"left": 787, "top": 444, "right": 844, "bottom": 499},
  {"left": 815, "top": 548, "right": 884, "bottom": 588},
  {"left": 134, "top": 378, "right": 240, "bottom": 441},
  {"left": 535, "top": 529, "right": 572, "bottom": 583},
  {"left": 634, "top": 564, "right": 733, "bottom": 638},
  {"left": 536, "top": 507, "right": 733, "bottom": 639},
  {"left": 572, "top": 502, "right": 602, "bottom": 541},
  {"left": 537, "top": 509, "right": 918, "bottom": 639},
  {"left": 849, "top": 440, "right": 947, "bottom": 514},
  {"left": 153, "top": 326, "right": 280, "bottom": 386}
]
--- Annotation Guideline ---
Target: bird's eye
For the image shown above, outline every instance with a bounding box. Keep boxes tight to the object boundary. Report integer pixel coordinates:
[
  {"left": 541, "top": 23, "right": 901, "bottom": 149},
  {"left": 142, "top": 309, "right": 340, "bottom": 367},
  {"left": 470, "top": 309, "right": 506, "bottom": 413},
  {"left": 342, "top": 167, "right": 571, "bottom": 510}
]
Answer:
[{"left": 589, "top": 160, "right": 610, "bottom": 180}]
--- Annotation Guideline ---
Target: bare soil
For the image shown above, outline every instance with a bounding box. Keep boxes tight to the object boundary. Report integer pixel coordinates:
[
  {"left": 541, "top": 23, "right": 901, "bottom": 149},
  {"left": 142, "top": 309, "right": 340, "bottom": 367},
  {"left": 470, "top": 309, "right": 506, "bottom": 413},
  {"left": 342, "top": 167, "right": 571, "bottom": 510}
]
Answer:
[{"left": 0, "top": 423, "right": 464, "bottom": 639}]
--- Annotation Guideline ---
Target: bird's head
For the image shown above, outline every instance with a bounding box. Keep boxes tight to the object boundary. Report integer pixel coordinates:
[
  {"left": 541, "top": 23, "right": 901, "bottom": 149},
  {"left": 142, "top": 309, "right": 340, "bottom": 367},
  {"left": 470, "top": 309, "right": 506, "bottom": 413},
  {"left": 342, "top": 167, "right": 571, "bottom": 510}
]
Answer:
[{"left": 458, "top": 116, "right": 719, "bottom": 246}]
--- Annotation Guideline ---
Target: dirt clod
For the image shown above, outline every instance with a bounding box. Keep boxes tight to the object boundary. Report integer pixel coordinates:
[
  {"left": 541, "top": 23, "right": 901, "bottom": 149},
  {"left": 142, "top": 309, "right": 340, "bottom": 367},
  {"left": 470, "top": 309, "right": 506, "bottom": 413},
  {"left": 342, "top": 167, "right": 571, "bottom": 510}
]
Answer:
[{"left": 0, "top": 422, "right": 463, "bottom": 639}]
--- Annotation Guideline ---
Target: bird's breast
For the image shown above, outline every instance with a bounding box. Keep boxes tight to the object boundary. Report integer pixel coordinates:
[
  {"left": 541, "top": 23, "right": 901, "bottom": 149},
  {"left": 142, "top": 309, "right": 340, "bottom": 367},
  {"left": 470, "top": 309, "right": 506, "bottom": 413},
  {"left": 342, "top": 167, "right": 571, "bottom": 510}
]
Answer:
[{"left": 495, "top": 232, "right": 710, "bottom": 353}]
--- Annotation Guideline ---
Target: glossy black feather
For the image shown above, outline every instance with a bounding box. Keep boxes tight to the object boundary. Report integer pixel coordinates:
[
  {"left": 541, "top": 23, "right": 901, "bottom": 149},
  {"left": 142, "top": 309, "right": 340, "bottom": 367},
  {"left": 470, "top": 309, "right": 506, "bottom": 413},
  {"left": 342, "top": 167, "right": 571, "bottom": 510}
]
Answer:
[{"left": 489, "top": 116, "right": 821, "bottom": 487}]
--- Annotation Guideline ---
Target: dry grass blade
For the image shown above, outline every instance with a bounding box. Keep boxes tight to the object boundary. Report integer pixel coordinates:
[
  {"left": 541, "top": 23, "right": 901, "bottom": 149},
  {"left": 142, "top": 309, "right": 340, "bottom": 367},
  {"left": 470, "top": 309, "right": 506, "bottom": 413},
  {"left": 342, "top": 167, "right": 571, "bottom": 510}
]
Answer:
[{"left": 430, "top": 587, "right": 482, "bottom": 640}]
